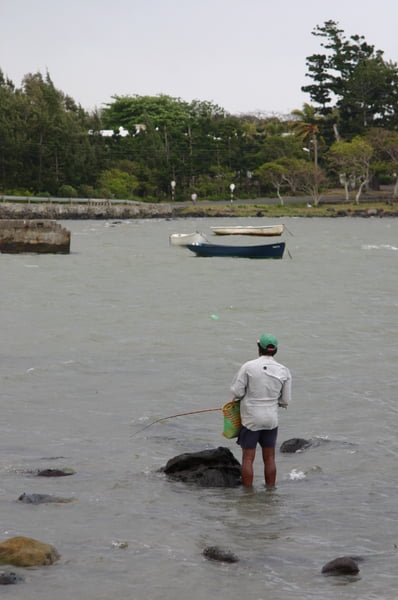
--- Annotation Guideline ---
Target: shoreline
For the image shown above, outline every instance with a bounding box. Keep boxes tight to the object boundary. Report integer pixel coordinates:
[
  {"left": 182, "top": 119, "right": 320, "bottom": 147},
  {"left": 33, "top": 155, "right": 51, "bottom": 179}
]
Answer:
[{"left": 0, "top": 198, "right": 397, "bottom": 220}]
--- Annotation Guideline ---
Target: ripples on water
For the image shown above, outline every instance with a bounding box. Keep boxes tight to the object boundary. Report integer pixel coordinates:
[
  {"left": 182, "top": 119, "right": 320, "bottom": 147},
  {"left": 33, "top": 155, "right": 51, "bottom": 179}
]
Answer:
[{"left": 1, "top": 217, "right": 398, "bottom": 599}]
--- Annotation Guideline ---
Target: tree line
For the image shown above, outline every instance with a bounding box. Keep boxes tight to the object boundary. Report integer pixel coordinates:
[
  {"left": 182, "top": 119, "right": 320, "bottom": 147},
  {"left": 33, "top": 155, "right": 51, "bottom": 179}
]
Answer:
[{"left": 1, "top": 20, "right": 398, "bottom": 204}]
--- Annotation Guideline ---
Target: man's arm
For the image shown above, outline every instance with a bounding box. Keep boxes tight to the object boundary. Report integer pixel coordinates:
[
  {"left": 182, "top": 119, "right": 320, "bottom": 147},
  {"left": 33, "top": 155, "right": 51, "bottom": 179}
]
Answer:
[{"left": 278, "top": 371, "right": 292, "bottom": 408}]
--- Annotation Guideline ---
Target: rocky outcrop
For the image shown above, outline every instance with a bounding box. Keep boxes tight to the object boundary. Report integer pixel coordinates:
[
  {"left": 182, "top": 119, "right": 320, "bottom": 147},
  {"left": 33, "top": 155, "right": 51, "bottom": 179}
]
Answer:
[
  {"left": 0, "top": 537, "right": 60, "bottom": 567},
  {"left": 162, "top": 447, "right": 241, "bottom": 487}
]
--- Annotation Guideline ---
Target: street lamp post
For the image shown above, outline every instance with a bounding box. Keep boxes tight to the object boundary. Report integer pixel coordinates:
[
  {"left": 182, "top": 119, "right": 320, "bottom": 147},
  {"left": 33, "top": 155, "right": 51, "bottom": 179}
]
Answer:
[
  {"left": 312, "top": 134, "right": 319, "bottom": 205},
  {"left": 303, "top": 136, "right": 319, "bottom": 205},
  {"left": 171, "top": 180, "right": 176, "bottom": 202},
  {"left": 229, "top": 183, "right": 235, "bottom": 203}
]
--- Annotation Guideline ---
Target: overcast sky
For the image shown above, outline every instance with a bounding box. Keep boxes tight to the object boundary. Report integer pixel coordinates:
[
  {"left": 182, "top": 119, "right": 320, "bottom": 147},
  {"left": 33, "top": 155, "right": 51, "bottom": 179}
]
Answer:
[{"left": 1, "top": 0, "right": 397, "bottom": 116}]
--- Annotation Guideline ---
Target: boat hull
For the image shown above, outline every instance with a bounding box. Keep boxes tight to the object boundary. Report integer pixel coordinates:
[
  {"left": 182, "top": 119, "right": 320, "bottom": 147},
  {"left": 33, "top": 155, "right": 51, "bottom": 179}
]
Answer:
[
  {"left": 169, "top": 232, "right": 207, "bottom": 246},
  {"left": 211, "top": 224, "right": 284, "bottom": 236},
  {"left": 186, "top": 242, "right": 285, "bottom": 259}
]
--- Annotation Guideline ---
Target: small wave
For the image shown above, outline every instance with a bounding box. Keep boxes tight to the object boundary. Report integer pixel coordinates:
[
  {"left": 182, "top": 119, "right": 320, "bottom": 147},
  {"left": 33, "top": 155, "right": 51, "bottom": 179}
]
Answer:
[
  {"left": 288, "top": 469, "right": 306, "bottom": 481},
  {"left": 111, "top": 540, "right": 128, "bottom": 549},
  {"left": 362, "top": 244, "right": 398, "bottom": 251}
]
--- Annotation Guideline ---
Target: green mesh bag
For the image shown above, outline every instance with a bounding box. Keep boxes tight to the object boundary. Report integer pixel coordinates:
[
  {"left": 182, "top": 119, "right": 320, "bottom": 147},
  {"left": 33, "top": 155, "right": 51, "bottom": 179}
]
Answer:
[{"left": 222, "top": 401, "right": 241, "bottom": 438}]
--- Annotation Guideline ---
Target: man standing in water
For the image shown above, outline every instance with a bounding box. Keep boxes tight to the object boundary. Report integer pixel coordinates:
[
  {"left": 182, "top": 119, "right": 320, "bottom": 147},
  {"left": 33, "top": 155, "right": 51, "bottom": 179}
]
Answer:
[{"left": 230, "top": 334, "right": 291, "bottom": 489}]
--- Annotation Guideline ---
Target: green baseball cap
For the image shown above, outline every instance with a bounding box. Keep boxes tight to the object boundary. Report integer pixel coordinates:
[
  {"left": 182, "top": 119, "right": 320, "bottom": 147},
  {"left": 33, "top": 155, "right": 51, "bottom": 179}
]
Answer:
[{"left": 258, "top": 333, "right": 278, "bottom": 349}]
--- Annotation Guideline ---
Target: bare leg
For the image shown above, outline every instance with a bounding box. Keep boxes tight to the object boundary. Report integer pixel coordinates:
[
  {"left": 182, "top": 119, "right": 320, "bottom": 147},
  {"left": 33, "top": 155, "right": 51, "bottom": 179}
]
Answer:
[
  {"left": 262, "top": 446, "right": 276, "bottom": 488},
  {"left": 241, "top": 448, "right": 256, "bottom": 487}
]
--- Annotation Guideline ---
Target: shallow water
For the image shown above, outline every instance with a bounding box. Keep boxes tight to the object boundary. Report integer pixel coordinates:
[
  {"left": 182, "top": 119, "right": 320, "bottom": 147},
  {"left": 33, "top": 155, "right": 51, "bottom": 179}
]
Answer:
[{"left": 1, "top": 216, "right": 398, "bottom": 598}]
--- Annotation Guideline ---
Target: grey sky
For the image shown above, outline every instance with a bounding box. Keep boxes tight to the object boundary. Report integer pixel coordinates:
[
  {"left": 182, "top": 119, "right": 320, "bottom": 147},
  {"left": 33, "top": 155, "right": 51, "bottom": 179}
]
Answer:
[{"left": 1, "top": 0, "right": 397, "bottom": 115}]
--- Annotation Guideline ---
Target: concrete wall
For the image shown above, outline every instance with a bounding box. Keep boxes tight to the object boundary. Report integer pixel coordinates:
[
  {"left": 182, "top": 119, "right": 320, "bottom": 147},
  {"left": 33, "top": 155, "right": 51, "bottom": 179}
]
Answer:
[{"left": 0, "top": 219, "right": 71, "bottom": 253}]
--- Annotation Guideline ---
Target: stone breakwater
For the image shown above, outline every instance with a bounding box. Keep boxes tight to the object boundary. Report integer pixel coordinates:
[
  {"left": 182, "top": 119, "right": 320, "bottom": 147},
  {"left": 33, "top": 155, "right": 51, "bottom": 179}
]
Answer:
[
  {"left": 0, "top": 202, "right": 175, "bottom": 220},
  {"left": 0, "top": 200, "right": 396, "bottom": 220}
]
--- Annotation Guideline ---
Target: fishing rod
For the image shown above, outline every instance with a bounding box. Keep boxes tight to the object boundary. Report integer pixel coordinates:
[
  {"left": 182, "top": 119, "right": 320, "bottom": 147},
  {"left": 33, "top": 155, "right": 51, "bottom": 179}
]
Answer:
[{"left": 130, "top": 407, "right": 223, "bottom": 437}]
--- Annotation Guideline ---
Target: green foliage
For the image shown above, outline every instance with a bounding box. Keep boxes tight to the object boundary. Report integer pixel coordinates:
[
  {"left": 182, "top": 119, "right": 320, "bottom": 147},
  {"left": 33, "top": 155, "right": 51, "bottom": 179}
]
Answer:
[
  {"left": 78, "top": 184, "right": 97, "bottom": 199},
  {"left": 327, "top": 137, "right": 373, "bottom": 175},
  {"left": 302, "top": 20, "right": 398, "bottom": 136},
  {"left": 326, "top": 136, "right": 373, "bottom": 202},
  {"left": 256, "top": 161, "right": 288, "bottom": 202},
  {"left": 365, "top": 128, "right": 398, "bottom": 166},
  {"left": 97, "top": 168, "right": 138, "bottom": 199},
  {"left": 57, "top": 184, "right": 78, "bottom": 198},
  {"left": 1, "top": 23, "right": 398, "bottom": 205}
]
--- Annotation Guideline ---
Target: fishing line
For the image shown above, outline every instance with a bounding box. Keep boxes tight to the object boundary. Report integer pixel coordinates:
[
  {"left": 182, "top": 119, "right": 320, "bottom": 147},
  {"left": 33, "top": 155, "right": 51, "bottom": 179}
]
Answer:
[{"left": 130, "top": 407, "right": 222, "bottom": 437}]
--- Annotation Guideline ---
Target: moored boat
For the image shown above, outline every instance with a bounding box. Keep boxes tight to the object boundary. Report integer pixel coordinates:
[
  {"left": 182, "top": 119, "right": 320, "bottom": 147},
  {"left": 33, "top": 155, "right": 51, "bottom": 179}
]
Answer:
[
  {"left": 169, "top": 231, "right": 208, "bottom": 246},
  {"left": 211, "top": 224, "right": 284, "bottom": 236},
  {"left": 186, "top": 241, "right": 285, "bottom": 259}
]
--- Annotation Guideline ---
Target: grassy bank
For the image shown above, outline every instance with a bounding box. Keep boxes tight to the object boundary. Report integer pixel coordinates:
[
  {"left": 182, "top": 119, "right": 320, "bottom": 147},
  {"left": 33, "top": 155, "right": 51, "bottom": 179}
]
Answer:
[{"left": 172, "top": 199, "right": 398, "bottom": 219}]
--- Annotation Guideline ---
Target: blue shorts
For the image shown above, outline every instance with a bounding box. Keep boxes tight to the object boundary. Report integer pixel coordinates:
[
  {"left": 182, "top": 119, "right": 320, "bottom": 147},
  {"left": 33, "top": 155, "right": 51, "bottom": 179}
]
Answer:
[{"left": 237, "top": 426, "right": 278, "bottom": 449}]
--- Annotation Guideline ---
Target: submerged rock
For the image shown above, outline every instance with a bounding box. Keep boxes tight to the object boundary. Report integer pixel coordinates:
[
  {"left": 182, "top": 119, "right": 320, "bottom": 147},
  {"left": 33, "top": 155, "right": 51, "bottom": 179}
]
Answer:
[
  {"left": 280, "top": 438, "right": 312, "bottom": 453},
  {"left": 0, "top": 537, "right": 60, "bottom": 567},
  {"left": 0, "top": 571, "right": 25, "bottom": 585},
  {"left": 321, "top": 556, "right": 360, "bottom": 576},
  {"left": 280, "top": 437, "right": 357, "bottom": 453},
  {"left": 36, "top": 468, "right": 75, "bottom": 477},
  {"left": 0, "top": 570, "right": 24, "bottom": 585},
  {"left": 162, "top": 447, "right": 241, "bottom": 487},
  {"left": 18, "top": 493, "right": 74, "bottom": 505},
  {"left": 203, "top": 546, "right": 239, "bottom": 563}
]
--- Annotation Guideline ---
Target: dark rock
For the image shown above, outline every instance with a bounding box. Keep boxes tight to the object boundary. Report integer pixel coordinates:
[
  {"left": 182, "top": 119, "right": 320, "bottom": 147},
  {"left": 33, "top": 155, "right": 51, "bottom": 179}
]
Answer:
[
  {"left": 280, "top": 437, "right": 357, "bottom": 453},
  {"left": 162, "top": 447, "right": 241, "bottom": 487},
  {"left": 18, "top": 493, "right": 74, "bottom": 504},
  {"left": 0, "top": 571, "right": 24, "bottom": 585},
  {"left": 203, "top": 546, "right": 239, "bottom": 563},
  {"left": 280, "top": 438, "right": 312, "bottom": 453},
  {"left": 321, "top": 556, "right": 360, "bottom": 576},
  {"left": 36, "top": 468, "right": 74, "bottom": 477}
]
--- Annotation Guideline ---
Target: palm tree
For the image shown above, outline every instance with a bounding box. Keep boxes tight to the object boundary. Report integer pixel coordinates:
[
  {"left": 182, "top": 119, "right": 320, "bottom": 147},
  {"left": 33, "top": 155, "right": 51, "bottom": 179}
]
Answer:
[{"left": 291, "top": 104, "right": 322, "bottom": 204}]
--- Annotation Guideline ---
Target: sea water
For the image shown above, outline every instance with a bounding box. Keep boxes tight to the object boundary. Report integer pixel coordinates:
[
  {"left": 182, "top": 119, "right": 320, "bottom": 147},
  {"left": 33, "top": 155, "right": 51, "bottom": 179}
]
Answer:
[{"left": 0, "top": 216, "right": 397, "bottom": 599}]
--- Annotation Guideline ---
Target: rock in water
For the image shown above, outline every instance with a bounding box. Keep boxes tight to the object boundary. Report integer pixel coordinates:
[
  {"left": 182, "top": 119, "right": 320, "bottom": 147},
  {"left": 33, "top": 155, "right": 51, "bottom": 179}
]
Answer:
[
  {"left": 18, "top": 493, "right": 73, "bottom": 504},
  {"left": 203, "top": 546, "right": 239, "bottom": 563},
  {"left": 36, "top": 468, "right": 74, "bottom": 477},
  {"left": 0, "top": 537, "right": 60, "bottom": 567},
  {"left": 321, "top": 556, "right": 359, "bottom": 576},
  {"left": 280, "top": 438, "right": 312, "bottom": 453},
  {"left": 162, "top": 447, "right": 241, "bottom": 487},
  {"left": 0, "top": 571, "right": 24, "bottom": 585}
]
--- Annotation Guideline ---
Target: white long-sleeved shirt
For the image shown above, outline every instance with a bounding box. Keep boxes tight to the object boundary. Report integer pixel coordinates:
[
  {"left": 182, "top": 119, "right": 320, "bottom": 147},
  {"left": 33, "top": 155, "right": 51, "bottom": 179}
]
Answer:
[{"left": 230, "top": 355, "right": 291, "bottom": 431}]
